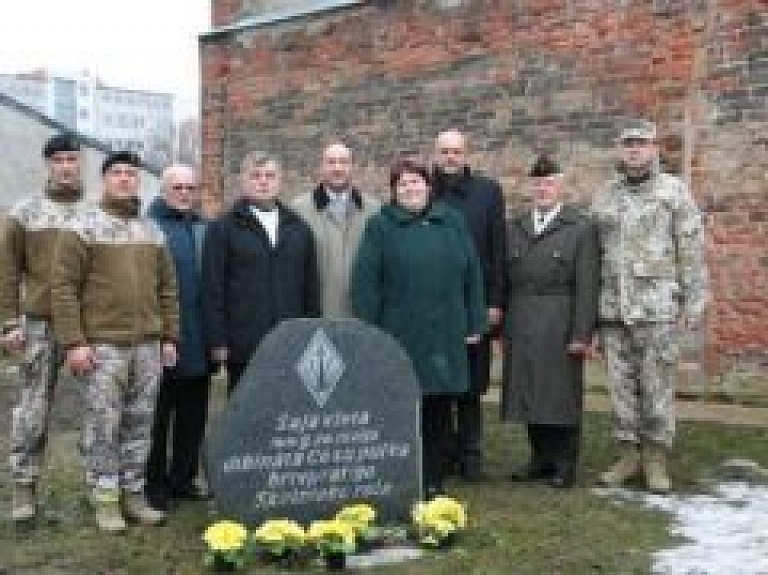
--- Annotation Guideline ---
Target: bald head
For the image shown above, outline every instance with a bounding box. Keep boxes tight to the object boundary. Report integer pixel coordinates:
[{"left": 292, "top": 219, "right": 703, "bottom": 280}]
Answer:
[
  {"left": 162, "top": 164, "right": 200, "bottom": 212},
  {"left": 320, "top": 142, "right": 353, "bottom": 191},
  {"left": 434, "top": 130, "right": 468, "bottom": 174}
]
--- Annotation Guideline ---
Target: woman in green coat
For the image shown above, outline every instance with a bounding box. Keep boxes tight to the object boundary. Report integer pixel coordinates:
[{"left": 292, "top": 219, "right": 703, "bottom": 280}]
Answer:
[{"left": 351, "top": 155, "right": 488, "bottom": 495}]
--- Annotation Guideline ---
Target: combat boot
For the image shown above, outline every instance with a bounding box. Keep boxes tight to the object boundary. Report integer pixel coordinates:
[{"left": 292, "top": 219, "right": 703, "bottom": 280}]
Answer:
[
  {"left": 93, "top": 488, "right": 126, "bottom": 533},
  {"left": 123, "top": 491, "right": 166, "bottom": 525},
  {"left": 599, "top": 442, "right": 641, "bottom": 486},
  {"left": 643, "top": 442, "right": 671, "bottom": 494},
  {"left": 11, "top": 483, "right": 36, "bottom": 522}
]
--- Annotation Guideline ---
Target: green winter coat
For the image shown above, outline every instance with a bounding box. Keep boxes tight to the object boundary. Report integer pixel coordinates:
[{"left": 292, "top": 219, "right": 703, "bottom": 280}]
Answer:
[{"left": 351, "top": 202, "right": 488, "bottom": 396}]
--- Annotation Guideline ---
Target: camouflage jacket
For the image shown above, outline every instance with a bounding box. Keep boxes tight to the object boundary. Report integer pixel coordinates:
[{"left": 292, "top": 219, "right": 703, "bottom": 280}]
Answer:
[
  {"left": 589, "top": 169, "right": 707, "bottom": 324},
  {"left": 0, "top": 186, "right": 85, "bottom": 329},
  {"left": 51, "top": 199, "right": 179, "bottom": 347}
]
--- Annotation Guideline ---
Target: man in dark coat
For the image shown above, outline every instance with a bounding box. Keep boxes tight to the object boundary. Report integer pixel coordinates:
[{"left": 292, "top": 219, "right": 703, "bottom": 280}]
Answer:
[
  {"left": 202, "top": 152, "right": 320, "bottom": 393},
  {"left": 145, "top": 164, "right": 211, "bottom": 511},
  {"left": 501, "top": 155, "right": 599, "bottom": 487},
  {"left": 432, "top": 130, "right": 506, "bottom": 480}
]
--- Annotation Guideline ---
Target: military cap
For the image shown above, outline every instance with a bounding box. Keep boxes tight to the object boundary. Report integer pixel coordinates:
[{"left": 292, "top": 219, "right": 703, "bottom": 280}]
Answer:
[
  {"left": 101, "top": 151, "right": 141, "bottom": 174},
  {"left": 528, "top": 154, "right": 562, "bottom": 178},
  {"left": 43, "top": 133, "right": 81, "bottom": 158},
  {"left": 619, "top": 119, "right": 657, "bottom": 141}
]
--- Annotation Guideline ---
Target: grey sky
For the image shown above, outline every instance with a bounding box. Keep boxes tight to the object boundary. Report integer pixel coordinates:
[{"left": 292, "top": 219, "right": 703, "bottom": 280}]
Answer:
[{"left": 0, "top": 0, "right": 210, "bottom": 118}]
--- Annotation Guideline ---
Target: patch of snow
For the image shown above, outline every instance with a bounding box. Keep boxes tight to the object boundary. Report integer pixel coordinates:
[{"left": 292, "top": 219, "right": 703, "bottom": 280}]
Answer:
[
  {"left": 346, "top": 546, "right": 424, "bottom": 568},
  {"left": 594, "top": 482, "right": 768, "bottom": 575}
]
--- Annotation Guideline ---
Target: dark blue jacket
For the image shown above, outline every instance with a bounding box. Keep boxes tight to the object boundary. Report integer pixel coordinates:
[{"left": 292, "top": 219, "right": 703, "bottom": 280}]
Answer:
[{"left": 147, "top": 197, "right": 210, "bottom": 378}]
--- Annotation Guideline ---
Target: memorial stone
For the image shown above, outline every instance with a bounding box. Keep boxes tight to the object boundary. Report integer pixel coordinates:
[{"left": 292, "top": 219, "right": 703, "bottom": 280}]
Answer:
[{"left": 205, "top": 318, "right": 423, "bottom": 525}]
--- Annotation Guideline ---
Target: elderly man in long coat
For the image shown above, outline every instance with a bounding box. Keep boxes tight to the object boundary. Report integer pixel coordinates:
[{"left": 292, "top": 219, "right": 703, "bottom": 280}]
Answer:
[{"left": 501, "top": 155, "right": 599, "bottom": 488}]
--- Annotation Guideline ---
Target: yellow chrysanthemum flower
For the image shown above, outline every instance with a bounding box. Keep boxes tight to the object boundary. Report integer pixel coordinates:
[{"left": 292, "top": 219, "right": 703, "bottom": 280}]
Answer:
[
  {"left": 202, "top": 520, "right": 248, "bottom": 552},
  {"left": 431, "top": 518, "right": 458, "bottom": 537},
  {"left": 429, "top": 496, "right": 467, "bottom": 529},
  {"left": 307, "top": 519, "right": 357, "bottom": 548},
  {"left": 253, "top": 519, "right": 306, "bottom": 545},
  {"left": 335, "top": 503, "right": 376, "bottom": 525},
  {"left": 412, "top": 497, "right": 468, "bottom": 531}
]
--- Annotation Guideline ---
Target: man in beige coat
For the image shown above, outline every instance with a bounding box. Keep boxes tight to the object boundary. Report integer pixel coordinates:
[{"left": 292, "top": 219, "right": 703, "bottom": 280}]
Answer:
[{"left": 292, "top": 142, "right": 380, "bottom": 318}]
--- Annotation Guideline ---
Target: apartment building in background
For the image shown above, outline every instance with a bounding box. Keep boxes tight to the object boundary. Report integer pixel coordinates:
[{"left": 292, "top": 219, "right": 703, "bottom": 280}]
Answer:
[{"left": 0, "top": 69, "right": 174, "bottom": 169}]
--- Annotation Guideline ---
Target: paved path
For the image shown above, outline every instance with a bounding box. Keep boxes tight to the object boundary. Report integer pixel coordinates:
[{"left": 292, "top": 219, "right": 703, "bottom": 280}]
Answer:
[{"left": 483, "top": 386, "right": 768, "bottom": 427}]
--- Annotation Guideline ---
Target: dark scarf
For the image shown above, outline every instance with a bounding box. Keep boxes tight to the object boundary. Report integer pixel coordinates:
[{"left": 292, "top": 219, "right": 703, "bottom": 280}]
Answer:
[
  {"left": 617, "top": 161, "right": 656, "bottom": 187},
  {"left": 45, "top": 180, "right": 83, "bottom": 203},
  {"left": 100, "top": 196, "right": 141, "bottom": 219},
  {"left": 432, "top": 166, "right": 470, "bottom": 196}
]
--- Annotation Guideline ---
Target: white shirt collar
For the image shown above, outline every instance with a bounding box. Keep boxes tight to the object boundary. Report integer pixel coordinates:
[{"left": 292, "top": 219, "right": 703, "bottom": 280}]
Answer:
[
  {"left": 251, "top": 207, "right": 279, "bottom": 246},
  {"left": 533, "top": 203, "right": 562, "bottom": 234}
]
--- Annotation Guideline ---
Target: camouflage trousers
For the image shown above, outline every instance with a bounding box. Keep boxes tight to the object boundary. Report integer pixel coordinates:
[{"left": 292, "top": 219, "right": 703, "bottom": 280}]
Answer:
[
  {"left": 81, "top": 342, "right": 162, "bottom": 494},
  {"left": 9, "top": 319, "right": 64, "bottom": 485},
  {"left": 601, "top": 322, "right": 679, "bottom": 448}
]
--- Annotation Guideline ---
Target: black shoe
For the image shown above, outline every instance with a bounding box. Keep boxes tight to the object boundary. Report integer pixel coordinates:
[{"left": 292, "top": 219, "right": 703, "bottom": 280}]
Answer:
[
  {"left": 423, "top": 472, "right": 445, "bottom": 498},
  {"left": 424, "top": 483, "right": 445, "bottom": 498},
  {"left": 548, "top": 462, "right": 576, "bottom": 489},
  {"left": 508, "top": 461, "right": 555, "bottom": 482},
  {"left": 460, "top": 455, "right": 487, "bottom": 482},
  {"left": 171, "top": 484, "right": 209, "bottom": 501},
  {"left": 145, "top": 484, "right": 170, "bottom": 512}
]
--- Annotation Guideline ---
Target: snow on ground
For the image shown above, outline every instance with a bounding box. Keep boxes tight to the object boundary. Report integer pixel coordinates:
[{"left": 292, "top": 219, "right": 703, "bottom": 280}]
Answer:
[{"left": 595, "top": 482, "right": 768, "bottom": 575}]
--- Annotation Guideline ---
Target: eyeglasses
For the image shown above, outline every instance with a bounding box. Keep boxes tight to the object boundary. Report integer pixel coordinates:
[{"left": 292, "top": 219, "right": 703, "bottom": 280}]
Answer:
[
  {"left": 171, "top": 184, "right": 198, "bottom": 191},
  {"left": 620, "top": 139, "right": 654, "bottom": 148}
]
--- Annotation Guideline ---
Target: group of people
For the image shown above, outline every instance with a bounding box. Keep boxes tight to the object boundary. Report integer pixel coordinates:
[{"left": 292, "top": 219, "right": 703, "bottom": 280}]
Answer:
[{"left": 0, "top": 119, "right": 707, "bottom": 534}]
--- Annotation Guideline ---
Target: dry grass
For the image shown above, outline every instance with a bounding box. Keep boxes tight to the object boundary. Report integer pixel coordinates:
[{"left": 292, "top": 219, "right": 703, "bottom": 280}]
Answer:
[{"left": 1, "top": 366, "right": 766, "bottom": 574}]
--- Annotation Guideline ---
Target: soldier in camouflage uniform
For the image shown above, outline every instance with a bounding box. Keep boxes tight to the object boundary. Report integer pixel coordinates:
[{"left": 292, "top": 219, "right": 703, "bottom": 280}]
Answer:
[
  {"left": 0, "top": 134, "right": 85, "bottom": 523},
  {"left": 51, "top": 151, "right": 179, "bottom": 533},
  {"left": 590, "top": 120, "right": 707, "bottom": 493}
]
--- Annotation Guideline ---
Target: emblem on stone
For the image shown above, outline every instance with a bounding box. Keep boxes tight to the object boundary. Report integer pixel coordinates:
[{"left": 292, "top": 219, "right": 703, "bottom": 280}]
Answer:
[{"left": 295, "top": 328, "right": 345, "bottom": 407}]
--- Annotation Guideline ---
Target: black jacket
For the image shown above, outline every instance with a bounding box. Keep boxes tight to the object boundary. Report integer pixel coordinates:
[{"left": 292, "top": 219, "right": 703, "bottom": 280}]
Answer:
[
  {"left": 201, "top": 199, "right": 320, "bottom": 366},
  {"left": 432, "top": 167, "right": 506, "bottom": 309}
]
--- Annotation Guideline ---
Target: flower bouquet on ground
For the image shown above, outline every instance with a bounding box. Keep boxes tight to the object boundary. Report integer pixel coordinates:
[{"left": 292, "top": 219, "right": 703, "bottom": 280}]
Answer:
[
  {"left": 252, "top": 518, "right": 308, "bottom": 567},
  {"left": 202, "top": 520, "right": 250, "bottom": 572},
  {"left": 307, "top": 519, "right": 358, "bottom": 570},
  {"left": 411, "top": 496, "right": 467, "bottom": 549}
]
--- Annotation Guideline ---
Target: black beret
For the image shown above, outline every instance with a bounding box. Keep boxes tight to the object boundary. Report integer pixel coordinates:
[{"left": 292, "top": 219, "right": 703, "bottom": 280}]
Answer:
[
  {"left": 101, "top": 151, "right": 141, "bottom": 174},
  {"left": 43, "top": 134, "right": 80, "bottom": 158},
  {"left": 529, "top": 155, "right": 562, "bottom": 178}
]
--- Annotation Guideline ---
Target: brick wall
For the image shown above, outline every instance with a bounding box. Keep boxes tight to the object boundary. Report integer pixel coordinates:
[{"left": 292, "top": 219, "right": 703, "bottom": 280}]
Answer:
[{"left": 201, "top": 0, "right": 768, "bottom": 381}]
